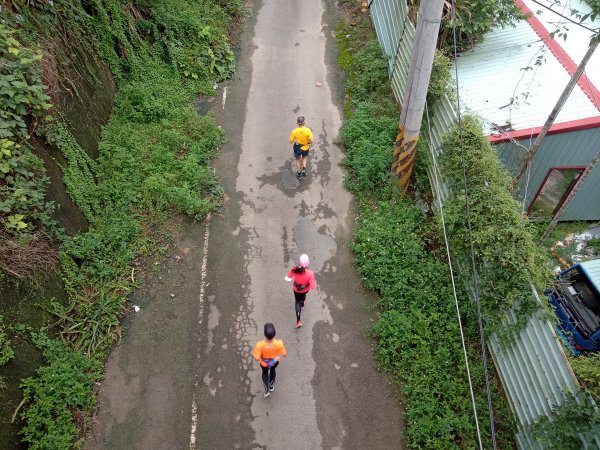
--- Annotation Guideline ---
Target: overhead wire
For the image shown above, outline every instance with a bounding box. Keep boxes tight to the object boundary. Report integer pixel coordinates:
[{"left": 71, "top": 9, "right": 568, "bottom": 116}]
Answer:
[
  {"left": 450, "top": 0, "right": 498, "bottom": 448},
  {"left": 424, "top": 103, "right": 484, "bottom": 450}
]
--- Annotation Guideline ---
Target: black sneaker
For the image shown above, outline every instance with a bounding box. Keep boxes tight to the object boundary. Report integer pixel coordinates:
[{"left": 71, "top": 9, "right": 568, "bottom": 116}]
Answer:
[
  {"left": 269, "top": 382, "right": 275, "bottom": 392},
  {"left": 296, "top": 172, "right": 302, "bottom": 180},
  {"left": 264, "top": 386, "right": 270, "bottom": 397},
  {"left": 301, "top": 168, "right": 307, "bottom": 177}
]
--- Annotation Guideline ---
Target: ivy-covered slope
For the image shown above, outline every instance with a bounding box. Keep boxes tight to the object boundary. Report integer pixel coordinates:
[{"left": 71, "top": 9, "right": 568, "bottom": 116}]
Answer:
[{"left": 0, "top": 0, "right": 245, "bottom": 447}]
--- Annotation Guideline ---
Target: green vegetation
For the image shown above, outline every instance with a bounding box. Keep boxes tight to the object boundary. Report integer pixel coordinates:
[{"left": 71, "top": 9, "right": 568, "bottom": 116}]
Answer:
[
  {"left": 529, "top": 389, "right": 600, "bottom": 449},
  {"left": 570, "top": 353, "right": 600, "bottom": 404},
  {"left": 1, "top": 0, "right": 244, "bottom": 446},
  {"left": 0, "top": 24, "right": 57, "bottom": 278},
  {"left": 18, "top": 332, "right": 96, "bottom": 450},
  {"left": 0, "top": 316, "right": 14, "bottom": 390},
  {"left": 337, "top": 22, "right": 516, "bottom": 449},
  {"left": 337, "top": 3, "right": 600, "bottom": 447},
  {"left": 588, "top": 237, "right": 600, "bottom": 256},
  {"left": 440, "top": 116, "right": 552, "bottom": 337},
  {"left": 436, "top": 0, "right": 523, "bottom": 49}
]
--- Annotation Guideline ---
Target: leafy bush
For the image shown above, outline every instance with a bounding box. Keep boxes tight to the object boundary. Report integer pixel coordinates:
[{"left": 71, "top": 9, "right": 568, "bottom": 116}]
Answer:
[
  {"left": 149, "top": 0, "right": 236, "bottom": 81},
  {"left": 348, "top": 40, "right": 391, "bottom": 104},
  {"left": 529, "top": 390, "right": 600, "bottom": 449},
  {"left": 587, "top": 237, "right": 600, "bottom": 256},
  {"left": 440, "top": 115, "right": 552, "bottom": 336},
  {"left": 19, "top": 333, "right": 95, "bottom": 450},
  {"left": 352, "top": 197, "right": 515, "bottom": 448},
  {"left": 570, "top": 353, "right": 600, "bottom": 404},
  {"left": 341, "top": 102, "right": 397, "bottom": 195},
  {"left": 1, "top": 0, "right": 240, "bottom": 446},
  {"left": 438, "top": 0, "right": 523, "bottom": 49},
  {"left": 336, "top": 24, "right": 397, "bottom": 117},
  {"left": 0, "top": 25, "right": 55, "bottom": 240},
  {"left": 427, "top": 51, "right": 453, "bottom": 108},
  {"left": 35, "top": 1, "right": 226, "bottom": 360},
  {"left": 338, "top": 12, "right": 516, "bottom": 449}
]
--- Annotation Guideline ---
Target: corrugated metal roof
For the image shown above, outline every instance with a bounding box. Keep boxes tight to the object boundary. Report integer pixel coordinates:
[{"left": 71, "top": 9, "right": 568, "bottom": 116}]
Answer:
[
  {"left": 453, "top": 2, "right": 600, "bottom": 134},
  {"left": 579, "top": 259, "right": 600, "bottom": 295},
  {"left": 524, "top": 0, "right": 600, "bottom": 92}
]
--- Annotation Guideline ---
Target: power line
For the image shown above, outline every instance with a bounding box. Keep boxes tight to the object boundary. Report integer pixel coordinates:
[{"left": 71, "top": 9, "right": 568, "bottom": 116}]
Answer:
[
  {"left": 424, "top": 103, "right": 484, "bottom": 450},
  {"left": 451, "top": 0, "right": 498, "bottom": 447}
]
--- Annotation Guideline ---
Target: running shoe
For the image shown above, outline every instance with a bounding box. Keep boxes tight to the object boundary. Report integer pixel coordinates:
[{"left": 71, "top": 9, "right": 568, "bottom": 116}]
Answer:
[
  {"left": 301, "top": 168, "right": 307, "bottom": 177},
  {"left": 295, "top": 320, "right": 303, "bottom": 328},
  {"left": 269, "top": 382, "right": 275, "bottom": 392},
  {"left": 264, "top": 386, "right": 270, "bottom": 397},
  {"left": 296, "top": 172, "right": 302, "bottom": 179}
]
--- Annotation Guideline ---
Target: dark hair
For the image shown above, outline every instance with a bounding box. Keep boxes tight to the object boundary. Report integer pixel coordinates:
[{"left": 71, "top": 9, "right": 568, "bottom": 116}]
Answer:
[
  {"left": 264, "top": 323, "right": 276, "bottom": 339},
  {"left": 291, "top": 266, "right": 305, "bottom": 274},
  {"left": 297, "top": 116, "right": 305, "bottom": 125}
]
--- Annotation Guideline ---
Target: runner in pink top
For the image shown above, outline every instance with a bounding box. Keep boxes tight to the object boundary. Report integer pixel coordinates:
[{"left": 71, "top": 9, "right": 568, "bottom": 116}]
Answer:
[{"left": 284, "top": 254, "right": 316, "bottom": 328}]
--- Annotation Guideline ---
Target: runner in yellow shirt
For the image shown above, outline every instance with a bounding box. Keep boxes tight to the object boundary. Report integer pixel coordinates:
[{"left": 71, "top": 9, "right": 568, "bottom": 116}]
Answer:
[{"left": 289, "top": 116, "right": 313, "bottom": 180}]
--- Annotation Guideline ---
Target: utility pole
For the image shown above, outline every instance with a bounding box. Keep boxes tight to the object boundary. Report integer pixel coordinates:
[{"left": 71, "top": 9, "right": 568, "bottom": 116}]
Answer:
[
  {"left": 512, "top": 41, "right": 599, "bottom": 190},
  {"left": 539, "top": 147, "right": 600, "bottom": 244},
  {"left": 392, "top": 0, "right": 444, "bottom": 193}
]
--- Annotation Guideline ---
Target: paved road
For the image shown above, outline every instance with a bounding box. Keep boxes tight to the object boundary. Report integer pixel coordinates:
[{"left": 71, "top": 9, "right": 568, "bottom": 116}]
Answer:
[{"left": 86, "top": 0, "right": 405, "bottom": 449}]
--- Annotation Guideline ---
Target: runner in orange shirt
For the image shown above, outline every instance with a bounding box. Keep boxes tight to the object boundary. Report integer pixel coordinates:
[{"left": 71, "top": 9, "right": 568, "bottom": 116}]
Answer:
[{"left": 252, "top": 323, "right": 287, "bottom": 397}]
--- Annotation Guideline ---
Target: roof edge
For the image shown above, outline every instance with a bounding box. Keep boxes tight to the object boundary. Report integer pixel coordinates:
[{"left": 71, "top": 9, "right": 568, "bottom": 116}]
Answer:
[
  {"left": 514, "top": 0, "right": 600, "bottom": 112},
  {"left": 487, "top": 116, "right": 600, "bottom": 143}
]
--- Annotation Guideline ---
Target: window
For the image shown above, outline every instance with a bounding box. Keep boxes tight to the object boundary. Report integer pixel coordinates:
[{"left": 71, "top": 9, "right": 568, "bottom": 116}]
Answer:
[{"left": 528, "top": 167, "right": 584, "bottom": 217}]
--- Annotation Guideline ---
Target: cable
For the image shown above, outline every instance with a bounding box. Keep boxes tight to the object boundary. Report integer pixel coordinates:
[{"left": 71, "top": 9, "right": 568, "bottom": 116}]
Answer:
[
  {"left": 424, "top": 103, "right": 484, "bottom": 450},
  {"left": 451, "top": 0, "right": 498, "bottom": 448}
]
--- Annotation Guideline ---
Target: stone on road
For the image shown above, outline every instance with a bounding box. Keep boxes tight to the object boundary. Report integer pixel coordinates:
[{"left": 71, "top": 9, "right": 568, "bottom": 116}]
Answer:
[{"left": 86, "top": 0, "right": 405, "bottom": 449}]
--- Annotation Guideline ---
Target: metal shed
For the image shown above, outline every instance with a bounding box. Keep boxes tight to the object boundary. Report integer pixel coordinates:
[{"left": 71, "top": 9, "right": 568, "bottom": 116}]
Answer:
[{"left": 453, "top": 0, "right": 600, "bottom": 220}]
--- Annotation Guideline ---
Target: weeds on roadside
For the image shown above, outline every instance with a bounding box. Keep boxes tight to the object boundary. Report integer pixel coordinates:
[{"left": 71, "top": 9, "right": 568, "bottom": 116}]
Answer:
[
  {"left": 337, "top": 19, "right": 517, "bottom": 450},
  {"left": 4, "top": 0, "right": 243, "bottom": 446}
]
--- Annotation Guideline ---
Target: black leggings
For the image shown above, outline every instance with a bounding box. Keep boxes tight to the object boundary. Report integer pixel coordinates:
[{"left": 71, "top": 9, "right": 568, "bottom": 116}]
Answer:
[
  {"left": 294, "top": 290, "right": 307, "bottom": 321},
  {"left": 261, "top": 361, "right": 279, "bottom": 387}
]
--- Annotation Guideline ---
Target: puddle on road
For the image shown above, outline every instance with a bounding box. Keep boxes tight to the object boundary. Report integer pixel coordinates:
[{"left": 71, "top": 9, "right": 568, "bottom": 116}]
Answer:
[
  {"left": 255, "top": 160, "right": 320, "bottom": 195},
  {"left": 289, "top": 218, "right": 337, "bottom": 273},
  {"left": 282, "top": 166, "right": 300, "bottom": 190}
]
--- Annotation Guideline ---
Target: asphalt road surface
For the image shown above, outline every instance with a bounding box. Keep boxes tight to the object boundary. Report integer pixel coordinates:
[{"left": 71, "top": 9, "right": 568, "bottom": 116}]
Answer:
[{"left": 86, "top": 0, "right": 405, "bottom": 448}]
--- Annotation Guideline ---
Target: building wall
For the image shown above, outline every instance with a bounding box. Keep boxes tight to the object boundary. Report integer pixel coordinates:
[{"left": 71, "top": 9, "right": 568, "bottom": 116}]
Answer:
[{"left": 496, "top": 127, "right": 600, "bottom": 221}]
